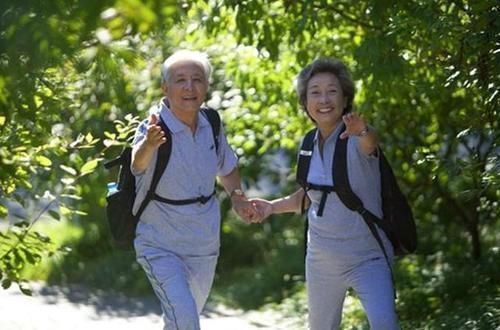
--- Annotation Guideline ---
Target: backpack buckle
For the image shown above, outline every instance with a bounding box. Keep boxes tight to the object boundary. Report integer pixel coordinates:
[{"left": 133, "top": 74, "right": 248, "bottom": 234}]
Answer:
[
  {"left": 356, "top": 206, "right": 367, "bottom": 216},
  {"left": 197, "top": 190, "right": 216, "bottom": 204},
  {"left": 146, "top": 190, "right": 157, "bottom": 200},
  {"left": 197, "top": 196, "right": 209, "bottom": 204}
]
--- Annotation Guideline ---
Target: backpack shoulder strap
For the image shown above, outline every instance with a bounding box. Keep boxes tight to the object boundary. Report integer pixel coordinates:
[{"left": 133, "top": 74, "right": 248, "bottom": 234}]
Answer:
[
  {"left": 134, "top": 117, "right": 172, "bottom": 217},
  {"left": 296, "top": 128, "right": 317, "bottom": 216},
  {"left": 297, "top": 129, "right": 316, "bottom": 260},
  {"left": 201, "top": 107, "right": 221, "bottom": 152},
  {"left": 296, "top": 128, "right": 317, "bottom": 188},
  {"left": 151, "top": 119, "right": 172, "bottom": 192},
  {"left": 332, "top": 125, "right": 364, "bottom": 211}
]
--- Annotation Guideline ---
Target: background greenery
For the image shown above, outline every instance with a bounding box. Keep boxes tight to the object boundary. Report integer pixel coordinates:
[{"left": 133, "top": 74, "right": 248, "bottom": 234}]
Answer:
[{"left": 1, "top": 0, "right": 498, "bottom": 329}]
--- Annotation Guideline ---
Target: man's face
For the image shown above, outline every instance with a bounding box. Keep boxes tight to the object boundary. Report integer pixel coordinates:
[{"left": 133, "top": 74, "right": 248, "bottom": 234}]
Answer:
[{"left": 162, "top": 61, "right": 208, "bottom": 115}]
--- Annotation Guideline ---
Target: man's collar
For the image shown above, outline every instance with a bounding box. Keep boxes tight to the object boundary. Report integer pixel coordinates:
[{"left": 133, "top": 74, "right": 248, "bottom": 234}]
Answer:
[{"left": 158, "top": 98, "right": 209, "bottom": 133}]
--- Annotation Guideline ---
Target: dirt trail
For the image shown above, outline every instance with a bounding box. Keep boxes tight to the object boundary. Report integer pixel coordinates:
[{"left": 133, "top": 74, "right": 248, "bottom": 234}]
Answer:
[{"left": 0, "top": 283, "right": 278, "bottom": 330}]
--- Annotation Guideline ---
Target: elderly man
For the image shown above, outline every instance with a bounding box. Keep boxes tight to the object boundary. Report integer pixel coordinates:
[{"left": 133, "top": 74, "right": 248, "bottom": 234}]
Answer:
[{"left": 131, "top": 50, "right": 256, "bottom": 329}]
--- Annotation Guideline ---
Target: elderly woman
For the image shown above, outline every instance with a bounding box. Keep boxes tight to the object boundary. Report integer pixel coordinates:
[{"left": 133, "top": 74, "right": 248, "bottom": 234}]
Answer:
[
  {"left": 131, "top": 50, "right": 256, "bottom": 329},
  {"left": 253, "top": 58, "right": 399, "bottom": 329}
]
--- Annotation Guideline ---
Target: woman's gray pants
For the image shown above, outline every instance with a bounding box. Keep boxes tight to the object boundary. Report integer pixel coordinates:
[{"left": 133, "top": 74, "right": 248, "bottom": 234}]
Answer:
[{"left": 306, "top": 245, "right": 399, "bottom": 330}]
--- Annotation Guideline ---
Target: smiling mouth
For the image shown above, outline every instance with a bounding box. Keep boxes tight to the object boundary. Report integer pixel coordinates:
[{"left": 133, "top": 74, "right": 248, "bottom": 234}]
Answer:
[
  {"left": 182, "top": 96, "right": 197, "bottom": 101},
  {"left": 318, "top": 108, "right": 333, "bottom": 113}
]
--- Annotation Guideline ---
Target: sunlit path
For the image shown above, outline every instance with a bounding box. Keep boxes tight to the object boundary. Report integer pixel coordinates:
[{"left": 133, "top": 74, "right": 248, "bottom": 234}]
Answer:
[{"left": 0, "top": 283, "right": 276, "bottom": 330}]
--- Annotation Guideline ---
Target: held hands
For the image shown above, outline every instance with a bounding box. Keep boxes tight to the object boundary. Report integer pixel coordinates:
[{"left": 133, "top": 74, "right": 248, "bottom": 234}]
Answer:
[
  {"left": 231, "top": 197, "right": 259, "bottom": 224},
  {"left": 339, "top": 112, "right": 369, "bottom": 139},
  {"left": 145, "top": 114, "right": 167, "bottom": 148},
  {"left": 250, "top": 198, "right": 273, "bottom": 221},
  {"left": 231, "top": 196, "right": 273, "bottom": 224}
]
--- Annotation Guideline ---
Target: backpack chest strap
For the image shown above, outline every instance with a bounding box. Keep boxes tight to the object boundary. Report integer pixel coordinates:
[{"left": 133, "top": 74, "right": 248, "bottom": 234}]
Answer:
[
  {"left": 149, "top": 189, "right": 216, "bottom": 205},
  {"left": 305, "top": 183, "right": 335, "bottom": 217}
]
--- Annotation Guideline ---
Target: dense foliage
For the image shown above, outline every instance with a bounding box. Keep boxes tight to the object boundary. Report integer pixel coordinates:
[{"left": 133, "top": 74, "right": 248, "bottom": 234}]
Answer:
[{"left": 1, "top": 0, "right": 498, "bottom": 327}]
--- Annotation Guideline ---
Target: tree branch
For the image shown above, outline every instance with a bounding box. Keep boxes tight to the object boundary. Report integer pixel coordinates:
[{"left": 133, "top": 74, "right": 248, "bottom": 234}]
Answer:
[
  {"left": 0, "top": 199, "right": 56, "bottom": 261},
  {"left": 434, "top": 179, "right": 471, "bottom": 227},
  {"left": 312, "top": 3, "right": 385, "bottom": 31}
]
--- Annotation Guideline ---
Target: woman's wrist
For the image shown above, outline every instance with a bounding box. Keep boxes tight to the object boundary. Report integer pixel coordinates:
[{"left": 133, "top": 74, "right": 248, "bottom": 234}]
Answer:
[
  {"left": 358, "top": 125, "right": 371, "bottom": 137},
  {"left": 269, "top": 201, "right": 276, "bottom": 215}
]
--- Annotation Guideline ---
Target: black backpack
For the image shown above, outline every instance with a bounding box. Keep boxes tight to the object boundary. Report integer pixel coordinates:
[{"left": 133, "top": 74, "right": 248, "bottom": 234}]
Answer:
[
  {"left": 296, "top": 126, "right": 417, "bottom": 260},
  {"left": 104, "top": 107, "right": 221, "bottom": 250}
]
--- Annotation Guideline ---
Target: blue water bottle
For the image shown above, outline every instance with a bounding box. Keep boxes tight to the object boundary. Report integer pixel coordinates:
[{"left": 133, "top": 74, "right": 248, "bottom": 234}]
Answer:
[{"left": 107, "top": 182, "right": 118, "bottom": 196}]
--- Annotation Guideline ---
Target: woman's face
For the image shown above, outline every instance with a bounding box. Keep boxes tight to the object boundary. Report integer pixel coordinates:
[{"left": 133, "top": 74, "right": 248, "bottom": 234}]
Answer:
[{"left": 306, "top": 72, "right": 347, "bottom": 130}]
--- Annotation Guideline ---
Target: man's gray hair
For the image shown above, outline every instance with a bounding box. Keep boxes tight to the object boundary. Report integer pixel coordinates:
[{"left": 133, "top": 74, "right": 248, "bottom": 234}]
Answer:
[{"left": 161, "top": 50, "right": 212, "bottom": 84}]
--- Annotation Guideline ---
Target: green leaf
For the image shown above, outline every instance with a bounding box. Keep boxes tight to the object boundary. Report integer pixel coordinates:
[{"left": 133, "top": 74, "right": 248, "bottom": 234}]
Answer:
[
  {"left": 61, "top": 177, "right": 76, "bottom": 185},
  {"left": 104, "top": 131, "right": 116, "bottom": 139},
  {"left": 24, "top": 249, "right": 41, "bottom": 265},
  {"left": 13, "top": 250, "right": 25, "bottom": 269},
  {"left": 60, "top": 165, "right": 77, "bottom": 176},
  {"left": 21, "top": 248, "right": 36, "bottom": 265},
  {"left": 2, "top": 279, "right": 12, "bottom": 290},
  {"left": 60, "top": 194, "right": 82, "bottom": 200},
  {"left": 19, "top": 284, "right": 33, "bottom": 296},
  {"left": 58, "top": 246, "right": 72, "bottom": 253},
  {"left": 0, "top": 204, "right": 7, "bottom": 217},
  {"left": 59, "top": 206, "right": 72, "bottom": 216},
  {"left": 36, "top": 155, "right": 52, "bottom": 167},
  {"left": 85, "top": 132, "right": 94, "bottom": 144},
  {"left": 13, "top": 221, "right": 29, "bottom": 228},
  {"left": 80, "top": 159, "right": 99, "bottom": 175},
  {"left": 48, "top": 210, "right": 60, "bottom": 220},
  {"left": 34, "top": 231, "right": 51, "bottom": 243},
  {"left": 70, "top": 134, "right": 85, "bottom": 148},
  {"left": 103, "top": 139, "right": 120, "bottom": 147}
]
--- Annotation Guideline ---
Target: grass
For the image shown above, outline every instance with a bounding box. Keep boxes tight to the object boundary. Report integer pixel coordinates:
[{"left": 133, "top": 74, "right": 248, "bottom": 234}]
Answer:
[
  {"left": 20, "top": 217, "right": 85, "bottom": 282},
  {"left": 20, "top": 218, "right": 153, "bottom": 296}
]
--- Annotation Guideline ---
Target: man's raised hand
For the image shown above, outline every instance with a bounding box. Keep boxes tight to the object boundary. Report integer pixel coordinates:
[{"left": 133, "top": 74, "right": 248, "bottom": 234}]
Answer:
[{"left": 145, "top": 114, "right": 167, "bottom": 148}]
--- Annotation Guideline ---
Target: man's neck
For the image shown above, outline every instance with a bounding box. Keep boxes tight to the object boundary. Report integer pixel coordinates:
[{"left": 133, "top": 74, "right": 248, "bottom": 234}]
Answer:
[{"left": 171, "top": 107, "right": 198, "bottom": 133}]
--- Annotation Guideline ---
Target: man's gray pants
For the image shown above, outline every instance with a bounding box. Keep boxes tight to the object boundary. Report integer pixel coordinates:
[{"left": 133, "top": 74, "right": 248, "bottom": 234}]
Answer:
[{"left": 136, "top": 243, "right": 218, "bottom": 330}]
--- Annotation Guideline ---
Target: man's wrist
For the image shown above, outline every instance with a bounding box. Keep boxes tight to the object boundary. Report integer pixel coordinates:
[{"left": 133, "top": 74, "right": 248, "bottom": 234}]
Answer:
[
  {"left": 230, "top": 188, "right": 247, "bottom": 200},
  {"left": 140, "top": 138, "right": 158, "bottom": 151}
]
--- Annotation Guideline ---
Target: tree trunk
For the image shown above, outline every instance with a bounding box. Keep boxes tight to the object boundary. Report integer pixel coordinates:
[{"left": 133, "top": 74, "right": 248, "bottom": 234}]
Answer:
[{"left": 468, "top": 214, "right": 481, "bottom": 260}]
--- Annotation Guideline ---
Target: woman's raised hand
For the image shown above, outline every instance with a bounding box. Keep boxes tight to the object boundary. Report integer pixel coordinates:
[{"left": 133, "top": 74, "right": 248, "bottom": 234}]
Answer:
[{"left": 340, "top": 112, "right": 368, "bottom": 139}]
